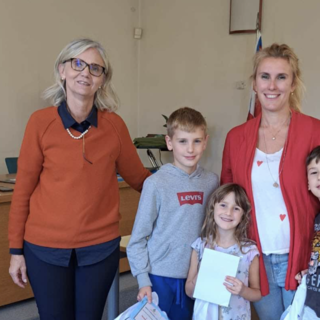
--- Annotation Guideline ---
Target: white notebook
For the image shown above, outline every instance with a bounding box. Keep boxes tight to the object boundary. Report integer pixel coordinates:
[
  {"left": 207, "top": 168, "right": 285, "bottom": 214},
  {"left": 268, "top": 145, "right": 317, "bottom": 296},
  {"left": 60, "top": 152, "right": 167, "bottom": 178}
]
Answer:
[{"left": 193, "top": 248, "right": 240, "bottom": 307}]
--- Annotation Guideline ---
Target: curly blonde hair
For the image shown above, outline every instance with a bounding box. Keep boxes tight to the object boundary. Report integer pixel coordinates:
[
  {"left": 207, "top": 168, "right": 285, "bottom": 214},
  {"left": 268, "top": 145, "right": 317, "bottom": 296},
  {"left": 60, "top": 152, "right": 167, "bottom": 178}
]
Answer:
[{"left": 201, "top": 183, "right": 254, "bottom": 253}]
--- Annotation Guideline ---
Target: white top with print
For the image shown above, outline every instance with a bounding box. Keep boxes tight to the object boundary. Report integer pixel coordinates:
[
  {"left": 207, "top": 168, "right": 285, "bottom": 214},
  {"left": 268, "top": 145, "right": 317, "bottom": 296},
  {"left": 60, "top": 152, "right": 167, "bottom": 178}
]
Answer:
[
  {"left": 192, "top": 238, "right": 259, "bottom": 320},
  {"left": 251, "top": 148, "right": 290, "bottom": 255}
]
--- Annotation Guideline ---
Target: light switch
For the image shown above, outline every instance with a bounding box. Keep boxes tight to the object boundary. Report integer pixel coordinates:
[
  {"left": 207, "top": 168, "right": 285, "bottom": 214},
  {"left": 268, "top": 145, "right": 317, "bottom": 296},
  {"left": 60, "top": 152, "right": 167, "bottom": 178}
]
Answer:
[{"left": 134, "top": 28, "right": 143, "bottom": 39}]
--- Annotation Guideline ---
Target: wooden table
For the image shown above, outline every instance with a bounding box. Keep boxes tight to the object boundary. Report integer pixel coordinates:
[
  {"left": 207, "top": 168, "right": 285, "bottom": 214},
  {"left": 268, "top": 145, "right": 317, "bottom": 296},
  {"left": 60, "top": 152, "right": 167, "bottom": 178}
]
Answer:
[{"left": 0, "top": 174, "right": 140, "bottom": 307}]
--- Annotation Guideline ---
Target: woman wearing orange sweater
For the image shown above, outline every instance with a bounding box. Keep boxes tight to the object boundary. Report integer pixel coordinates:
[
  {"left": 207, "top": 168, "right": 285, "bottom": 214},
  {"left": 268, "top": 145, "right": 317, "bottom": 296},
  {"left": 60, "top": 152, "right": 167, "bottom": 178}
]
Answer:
[{"left": 8, "top": 38, "right": 150, "bottom": 320}]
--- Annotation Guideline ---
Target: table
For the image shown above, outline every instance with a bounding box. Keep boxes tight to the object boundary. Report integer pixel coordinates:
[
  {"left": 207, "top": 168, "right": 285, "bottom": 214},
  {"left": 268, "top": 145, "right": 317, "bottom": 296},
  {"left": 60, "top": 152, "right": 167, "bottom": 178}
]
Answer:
[
  {"left": 0, "top": 174, "right": 140, "bottom": 308},
  {"left": 0, "top": 174, "right": 34, "bottom": 307}
]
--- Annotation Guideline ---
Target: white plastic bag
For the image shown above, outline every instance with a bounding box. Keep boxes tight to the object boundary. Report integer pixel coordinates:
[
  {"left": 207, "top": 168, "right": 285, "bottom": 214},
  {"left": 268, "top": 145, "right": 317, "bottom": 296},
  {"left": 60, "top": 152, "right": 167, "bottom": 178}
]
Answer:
[
  {"left": 192, "top": 298, "right": 219, "bottom": 320},
  {"left": 280, "top": 275, "right": 307, "bottom": 320},
  {"left": 114, "top": 292, "right": 168, "bottom": 320}
]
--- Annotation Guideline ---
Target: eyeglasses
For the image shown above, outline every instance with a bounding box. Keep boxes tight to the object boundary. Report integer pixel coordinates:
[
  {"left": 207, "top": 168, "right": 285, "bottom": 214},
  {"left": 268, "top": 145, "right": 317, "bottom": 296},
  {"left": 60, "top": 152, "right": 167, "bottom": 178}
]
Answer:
[{"left": 64, "top": 58, "right": 106, "bottom": 77}]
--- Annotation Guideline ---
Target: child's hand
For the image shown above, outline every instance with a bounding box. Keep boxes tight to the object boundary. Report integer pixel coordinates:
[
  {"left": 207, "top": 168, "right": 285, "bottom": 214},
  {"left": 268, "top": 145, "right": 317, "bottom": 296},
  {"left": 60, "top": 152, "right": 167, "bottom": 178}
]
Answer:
[
  {"left": 224, "top": 276, "right": 245, "bottom": 296},
  {"left": 295, "top": 269, "right": 308, "bottom": 284},
  {"left": 137, "top": 286, "right": 152, "bottom": 303}
]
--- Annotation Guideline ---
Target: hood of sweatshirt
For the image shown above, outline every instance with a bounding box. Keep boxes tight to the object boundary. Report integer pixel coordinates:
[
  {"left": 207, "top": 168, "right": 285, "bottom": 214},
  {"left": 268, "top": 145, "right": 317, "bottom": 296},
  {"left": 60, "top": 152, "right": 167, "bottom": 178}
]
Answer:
[{"left": 158, "top": 163, "right": 204, "bottom": 179}]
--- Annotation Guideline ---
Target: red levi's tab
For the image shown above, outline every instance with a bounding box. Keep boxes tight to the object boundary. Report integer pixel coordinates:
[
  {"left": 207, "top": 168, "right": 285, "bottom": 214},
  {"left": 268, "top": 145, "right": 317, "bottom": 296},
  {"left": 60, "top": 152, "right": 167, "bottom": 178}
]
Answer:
[{"left": 177, "top": 192, "right": 204, "bottom": 206}]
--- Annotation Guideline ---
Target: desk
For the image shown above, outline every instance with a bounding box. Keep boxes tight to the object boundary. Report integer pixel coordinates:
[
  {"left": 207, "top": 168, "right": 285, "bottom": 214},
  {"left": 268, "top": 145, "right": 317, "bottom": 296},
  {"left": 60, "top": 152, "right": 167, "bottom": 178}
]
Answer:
[{"left": 0, "top": 174, "right": 140, "bottom": 307}]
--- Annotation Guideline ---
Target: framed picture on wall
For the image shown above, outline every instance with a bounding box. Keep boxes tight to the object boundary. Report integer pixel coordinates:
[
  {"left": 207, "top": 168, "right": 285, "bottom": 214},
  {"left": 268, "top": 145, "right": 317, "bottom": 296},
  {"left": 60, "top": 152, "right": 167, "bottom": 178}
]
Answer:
[{"left": 229, "top": 0, "right": 262, "bottom": 34}]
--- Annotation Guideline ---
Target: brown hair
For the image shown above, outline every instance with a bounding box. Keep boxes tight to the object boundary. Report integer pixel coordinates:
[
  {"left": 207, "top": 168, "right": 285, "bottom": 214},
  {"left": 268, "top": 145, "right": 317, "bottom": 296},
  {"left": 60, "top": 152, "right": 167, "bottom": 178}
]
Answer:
[
  {"left": 166, "top": 107, "right": 207, "bottom": 138},
  {"left": 251, "top": 43, "right": 304, "bottom": 112},
  {"left": 201, "top": 183, "right": 254, "bottom": 253},
  {"left": 306, "top": 146, "right": 320, "bottom": 167}
]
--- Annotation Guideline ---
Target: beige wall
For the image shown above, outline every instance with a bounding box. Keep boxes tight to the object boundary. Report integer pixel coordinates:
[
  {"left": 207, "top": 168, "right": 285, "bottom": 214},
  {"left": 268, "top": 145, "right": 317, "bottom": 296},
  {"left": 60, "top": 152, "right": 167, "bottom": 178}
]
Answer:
[
  {"left": 1, "top": 0, "right": 320, "bottom": 175},
  {"left": 138, "top": 0, "right": 320, "bottom": 175},
  {"left": 0, "top": 0, "right": 141, "bottom": 173}
]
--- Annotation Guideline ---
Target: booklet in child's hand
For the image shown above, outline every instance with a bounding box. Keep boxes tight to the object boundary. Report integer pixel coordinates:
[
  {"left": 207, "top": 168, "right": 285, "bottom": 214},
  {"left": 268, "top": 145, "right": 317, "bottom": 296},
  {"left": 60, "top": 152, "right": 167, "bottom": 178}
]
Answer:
[
  {"left": 193, "top": 248, "right": 240, "bottom": 307},
  {"left": 129, "top": 296, "right": 169, "bottom": 320}
]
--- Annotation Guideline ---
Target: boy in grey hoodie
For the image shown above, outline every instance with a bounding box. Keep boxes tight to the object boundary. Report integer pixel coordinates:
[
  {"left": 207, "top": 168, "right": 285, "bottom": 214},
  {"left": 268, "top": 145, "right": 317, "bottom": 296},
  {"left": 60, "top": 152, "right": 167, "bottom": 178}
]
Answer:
[{"left": 127, "top": 107, "right": 219, "bottom": 320}]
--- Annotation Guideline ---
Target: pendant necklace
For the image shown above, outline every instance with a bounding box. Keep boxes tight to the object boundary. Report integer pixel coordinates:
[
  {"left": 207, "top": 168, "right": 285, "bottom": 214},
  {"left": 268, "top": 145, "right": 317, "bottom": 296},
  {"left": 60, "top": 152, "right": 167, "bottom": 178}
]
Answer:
[
  {"left": 265, "top": 114, "right": 291, "bottom": 141},
  {"left": 270, "top": 127, "right": 283, "bottom": 141},
  {"left": 262, "top": 125, "right": 289, "bottom": 188}
]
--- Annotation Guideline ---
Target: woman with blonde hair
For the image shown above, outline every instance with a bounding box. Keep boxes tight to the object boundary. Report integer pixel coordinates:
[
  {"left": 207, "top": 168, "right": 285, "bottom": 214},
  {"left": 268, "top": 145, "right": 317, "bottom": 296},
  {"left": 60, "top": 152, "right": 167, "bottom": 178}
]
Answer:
[
  {"left": 8, "top": 38, "right": 150, "bottom": 320},
  {"left": 221, "top": 43, "right": 320, "bottom": 319}
]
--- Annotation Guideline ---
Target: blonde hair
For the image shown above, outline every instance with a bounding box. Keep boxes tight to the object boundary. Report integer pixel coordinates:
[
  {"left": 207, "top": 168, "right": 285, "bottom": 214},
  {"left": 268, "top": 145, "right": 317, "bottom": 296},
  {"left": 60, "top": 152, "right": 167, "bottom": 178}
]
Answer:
[
  {"left": 201, "top": 183, "right": 254, "bottom": 253},
  {"left": 251, "top": 43, "right": 304, "bottom": 112},
  {"left": 166, "top": 107, "right": 207, "bottom": 138},
  {"left": 43, "top": 38, "right": 119, "bottom": 112}
]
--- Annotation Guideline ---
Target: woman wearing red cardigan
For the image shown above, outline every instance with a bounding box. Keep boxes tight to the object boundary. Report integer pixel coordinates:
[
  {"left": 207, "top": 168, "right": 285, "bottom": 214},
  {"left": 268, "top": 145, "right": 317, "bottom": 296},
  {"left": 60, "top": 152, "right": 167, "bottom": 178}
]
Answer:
[
  {"left": 8, "top": 38, "right": 150, "bottom": 320},
  {"left": 221, "top": 43, "right": 320, "bottom": 320}
]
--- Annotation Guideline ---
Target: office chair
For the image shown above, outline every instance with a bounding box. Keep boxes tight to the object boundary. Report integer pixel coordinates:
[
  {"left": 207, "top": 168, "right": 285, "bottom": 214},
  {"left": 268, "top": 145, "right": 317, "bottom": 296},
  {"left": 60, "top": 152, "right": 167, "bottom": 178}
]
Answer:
[{"left": 5, "top": 157, "right": 18, "bottom": 174}]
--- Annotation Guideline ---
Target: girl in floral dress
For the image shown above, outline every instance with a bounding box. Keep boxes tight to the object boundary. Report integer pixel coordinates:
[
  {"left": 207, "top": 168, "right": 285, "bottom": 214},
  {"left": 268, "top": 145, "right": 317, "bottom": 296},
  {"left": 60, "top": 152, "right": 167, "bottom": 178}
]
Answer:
[{"left": 186, "top": 184, "right": 261, "bottom": 320}]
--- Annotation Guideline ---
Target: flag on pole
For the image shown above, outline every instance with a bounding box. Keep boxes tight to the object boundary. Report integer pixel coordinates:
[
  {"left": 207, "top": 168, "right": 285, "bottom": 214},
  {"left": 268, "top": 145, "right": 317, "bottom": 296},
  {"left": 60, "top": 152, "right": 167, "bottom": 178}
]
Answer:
[{"left": 247, "top": 31, "right": 262, "bottom": 120}]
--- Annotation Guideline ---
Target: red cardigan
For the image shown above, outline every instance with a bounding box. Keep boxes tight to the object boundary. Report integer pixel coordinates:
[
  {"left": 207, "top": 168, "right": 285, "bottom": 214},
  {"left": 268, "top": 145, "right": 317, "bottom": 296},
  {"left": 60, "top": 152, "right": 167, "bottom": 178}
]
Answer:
[
  {"left": 9, "top": 107, "right": 150, "bottom": 249},
  {"left": 221, "top": 111, "right": 320, "bottom": 296}
]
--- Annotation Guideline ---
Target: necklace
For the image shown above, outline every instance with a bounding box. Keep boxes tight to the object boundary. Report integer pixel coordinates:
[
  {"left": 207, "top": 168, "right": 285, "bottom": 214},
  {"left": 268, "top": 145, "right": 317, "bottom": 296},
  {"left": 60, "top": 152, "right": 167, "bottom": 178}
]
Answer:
[
  {"left": 270, "top": 127, "right": 282, "bottom": 141},
  {"left": 65, "top": 102, "right": 93, "bottom": 164},
  {"left": 262, "top": 126, "right": 289, "bottom": 188},
  {"left": 264, "top": 114, "right": 291, "bottom": 141},
  {"left": 66, "top": 127, "right": 93, "bottom": 164},
  {"left": 66, "top": 126, "right": 91, "bottom": 139}
]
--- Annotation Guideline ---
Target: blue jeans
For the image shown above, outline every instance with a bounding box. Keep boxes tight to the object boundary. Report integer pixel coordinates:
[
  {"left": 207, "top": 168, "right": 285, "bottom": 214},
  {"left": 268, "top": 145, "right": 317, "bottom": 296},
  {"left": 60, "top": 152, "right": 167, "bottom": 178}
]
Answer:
[{"left": 253, "top": 253, "right": 295, "bottom": 320}]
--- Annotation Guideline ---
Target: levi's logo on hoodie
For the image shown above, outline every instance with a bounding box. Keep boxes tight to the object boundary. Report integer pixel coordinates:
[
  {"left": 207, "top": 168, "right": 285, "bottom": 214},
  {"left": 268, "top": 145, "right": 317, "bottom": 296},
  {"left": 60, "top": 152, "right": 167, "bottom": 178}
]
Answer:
[{"left": 177, "top": 192, "right": 204, "bottom": 206}]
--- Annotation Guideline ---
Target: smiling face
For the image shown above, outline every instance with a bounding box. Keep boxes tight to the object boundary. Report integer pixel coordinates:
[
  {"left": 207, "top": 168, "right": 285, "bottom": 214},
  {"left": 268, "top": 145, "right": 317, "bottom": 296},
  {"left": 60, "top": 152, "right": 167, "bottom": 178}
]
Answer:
[
  {"left": 213, "top": 192, "right": 244, "bottom": 233},
  {"left": 254, "top": 57, "right": 296, "bottom": 113},
  {"left": 165, "top": 127, "right": 208, "bottom": 174},
  {"left": 307, "top": 158, "right": 320, "bottom": 200},
  {"left": 59, "top": 48, "right": 105, "bottom": 104}
]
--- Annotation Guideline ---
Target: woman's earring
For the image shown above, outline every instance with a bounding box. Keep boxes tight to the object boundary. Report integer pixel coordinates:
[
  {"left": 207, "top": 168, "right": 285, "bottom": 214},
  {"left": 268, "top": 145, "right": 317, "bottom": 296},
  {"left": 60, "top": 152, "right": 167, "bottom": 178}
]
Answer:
[{"left": 291, "top": 92, "right": 294, "bottom": 96}]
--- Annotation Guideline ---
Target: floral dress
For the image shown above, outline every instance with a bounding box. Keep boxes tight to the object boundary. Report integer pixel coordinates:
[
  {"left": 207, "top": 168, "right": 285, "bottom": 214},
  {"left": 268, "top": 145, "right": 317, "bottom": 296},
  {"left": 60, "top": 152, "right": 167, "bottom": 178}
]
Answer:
[{"left": 192, "top": 238, "right": 259, "bottom": 320}]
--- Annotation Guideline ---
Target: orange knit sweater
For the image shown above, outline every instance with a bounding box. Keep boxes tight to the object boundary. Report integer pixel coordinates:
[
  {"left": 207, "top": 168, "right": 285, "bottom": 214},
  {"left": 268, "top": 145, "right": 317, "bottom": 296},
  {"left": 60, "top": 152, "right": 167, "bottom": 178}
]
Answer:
[{"left": 8, "top": 107, "right": 150, "bottom": 249}]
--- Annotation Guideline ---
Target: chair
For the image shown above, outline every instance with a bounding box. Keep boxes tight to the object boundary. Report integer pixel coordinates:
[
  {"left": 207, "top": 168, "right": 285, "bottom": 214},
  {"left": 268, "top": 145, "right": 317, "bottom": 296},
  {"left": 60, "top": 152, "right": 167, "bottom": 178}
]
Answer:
[{"left": 5, "top": 157, "right": 18, "bottom": 174}]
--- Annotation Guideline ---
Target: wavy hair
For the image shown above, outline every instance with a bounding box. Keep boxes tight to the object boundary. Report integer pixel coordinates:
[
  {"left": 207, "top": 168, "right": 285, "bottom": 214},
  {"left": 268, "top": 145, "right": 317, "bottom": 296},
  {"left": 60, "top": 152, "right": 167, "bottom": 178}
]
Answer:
[
  {"left": 43, "top": 38, "right": 119, "bottom": 112},
  {"left": 201, "top": 183, "right": 254, "bottom": 253},
  {"left": 251, "top": 43, "right": 305, "bottom": 112}
]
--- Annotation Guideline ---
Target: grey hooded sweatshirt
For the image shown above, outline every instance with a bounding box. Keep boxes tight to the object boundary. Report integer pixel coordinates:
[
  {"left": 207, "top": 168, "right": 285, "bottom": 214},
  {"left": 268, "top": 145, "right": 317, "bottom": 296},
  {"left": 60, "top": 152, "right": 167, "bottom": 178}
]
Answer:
[{"left": 127, "top": 163, "right": 219, "bottom": 288}]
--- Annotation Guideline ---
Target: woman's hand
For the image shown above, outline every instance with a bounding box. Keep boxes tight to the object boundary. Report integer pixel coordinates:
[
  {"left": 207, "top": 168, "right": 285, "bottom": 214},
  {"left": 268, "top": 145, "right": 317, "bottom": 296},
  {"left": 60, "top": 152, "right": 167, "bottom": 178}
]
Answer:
[
  {"left": 295, "top": 269, "right": 308, "bottom": 284},
  {"left": 9, "top": 255, "right": 28, "bottom": 288},
  {"left": 137, "top": 286, "right": 152, "bottom": 303},
  {"left": 224, "top": 276, "right": 245, "bottom": 296}
]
